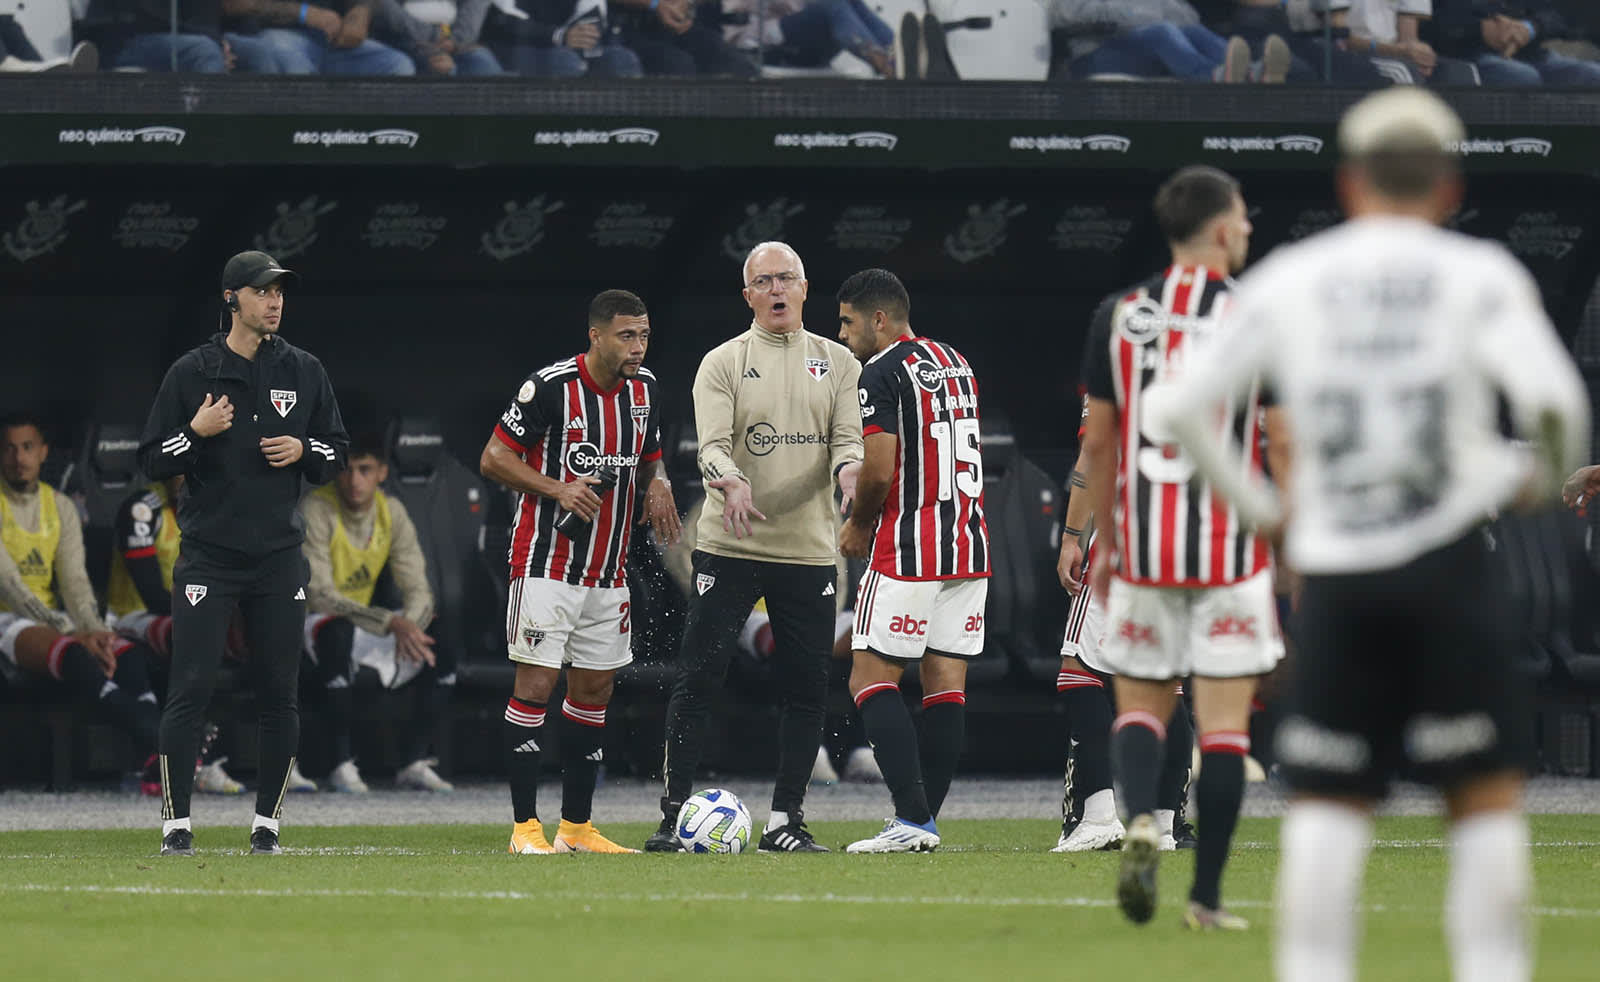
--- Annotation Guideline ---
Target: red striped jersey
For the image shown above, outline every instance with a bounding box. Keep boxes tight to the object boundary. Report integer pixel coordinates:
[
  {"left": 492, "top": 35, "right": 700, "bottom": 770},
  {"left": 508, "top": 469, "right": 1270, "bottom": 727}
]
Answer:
[
  {"left": 1082, "top": 265, "right": 1271, "bottom": 587},
  {"left": 858, "top": 335, "right": 990, "bottom": 580},
  {"left": 492, "top": 353, "right": 661, "bottom": 588}
]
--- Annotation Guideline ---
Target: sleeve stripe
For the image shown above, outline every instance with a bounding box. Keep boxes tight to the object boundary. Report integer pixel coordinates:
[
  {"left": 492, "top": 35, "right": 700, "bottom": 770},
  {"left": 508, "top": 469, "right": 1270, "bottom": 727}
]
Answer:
[
  {"left": 161, "top": 434, "right": 191, "bottom": 456},
  {"left": 307, "top": 439, "right": 337, "bottom": 461},
  {"left": 123, "top": 546, "right": 157, "bottom": 559},
  {"left": 642, "top": 449, "right": 662, "bottom": 462},
  {"left": 493, "top": 424, "right": 527, "bottom": 454},
  {"left": 863, "top": 424, "right": 886, "bottom": 437}
]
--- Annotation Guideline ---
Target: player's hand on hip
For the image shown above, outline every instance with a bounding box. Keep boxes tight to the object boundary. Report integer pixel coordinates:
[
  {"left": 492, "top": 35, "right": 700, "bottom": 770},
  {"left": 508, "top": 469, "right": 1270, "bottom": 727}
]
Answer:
[
  {"left": 1561, "top": 464, "right": 1600, "bottom": 509},
  {"left": 838, "top": 519, "right": 872, "bottom": 559},
  {"left": 642, "top": 476, "right": 683, "bottom": 545},
  {"left": 836, "top": 460, "right": 861, "bottom": 516},
  {"left": 1088, "top": 547, "right": 1113, "bottom": 607},
  {"left": 260, "top": 436, "right": 304, "bottom": 468},
  {"left": 190, "top": 393, "right": 233, "bottom": 437},
  {"left": 1058, "top": 538, "right": 1084, "bottom": 595},
  {"left": 708, "top": 475, "right": 765, "bottom": 539},
  {"left": 557, "top": 476, "right": 603, "bottom": 520}
]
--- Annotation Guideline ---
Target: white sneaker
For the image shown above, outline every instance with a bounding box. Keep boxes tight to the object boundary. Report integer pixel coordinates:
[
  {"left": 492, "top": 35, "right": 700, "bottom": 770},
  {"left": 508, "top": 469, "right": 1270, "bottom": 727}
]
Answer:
[
  {"left": 810, "top": 746, "right": 839, "bottom": 785},
  {"left": 285, "top": 761, "right": 318, "bottom": 792},
  {"left": 194, "top": 756, "right": 245, "bottom": 795},
  {"left": 395, "top": 757, "right": 454, "bottom": 792},
  {"left": 846, "top": 817, "right": 941, "bottom": 853},
  {"left": 327, "top": 759, "right": 369, "bottom": 793},
  {"left": 1051, "top": 816, "right": 1125, "bottom": 852},
  {"left": 843, "top": 746, "right": 884, "bottom": 783}
]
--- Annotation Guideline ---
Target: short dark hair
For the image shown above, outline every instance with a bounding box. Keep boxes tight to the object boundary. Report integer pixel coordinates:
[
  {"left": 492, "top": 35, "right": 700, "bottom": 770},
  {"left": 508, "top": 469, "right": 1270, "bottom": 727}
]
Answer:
[
  {"left": 0, "top": 413, "right": 46, "bottom": 442},
  {"left": 347, "top": 431, "right": 387, "bottom": 465},
  {"left": 836, "top": 268, "right": 911, "bottom": 324},
  {"left": 588, "top": 289, "right": 648, "bottom": 328},
  {"left": 1153, "top": 166, "right": 1241, "bottom": 245},
  {"left": 1354, "top": 149, "right": 1458, "bottom": 200}
]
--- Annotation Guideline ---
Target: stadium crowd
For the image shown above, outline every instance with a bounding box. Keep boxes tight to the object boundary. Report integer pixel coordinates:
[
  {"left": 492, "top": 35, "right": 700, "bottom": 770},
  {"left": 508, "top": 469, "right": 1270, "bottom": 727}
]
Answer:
[{"left": 1, "top": 0, "right": 1598, "bottom": 82}]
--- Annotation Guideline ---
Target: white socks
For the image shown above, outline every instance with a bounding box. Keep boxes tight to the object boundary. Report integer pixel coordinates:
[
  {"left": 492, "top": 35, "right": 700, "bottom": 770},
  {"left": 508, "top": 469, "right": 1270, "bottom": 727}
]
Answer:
[
  {"left": 765, "top": 811, "right": 789, "bottom": 833},
  {"left": 1275, "top": 801, "right": 1372, "bottom": 982},
  {"left": 1084, "top": 788, "right": 1118, "bottom": 824},
  {"left": 253, "top": 814, "right": 280, "bottom": 833},
  {"left": 1154, "top": 807, "right": 1175, "bottom": 839},
  {"left": 1447, "top": 812, "right": 1530, "bottom": 982},
  {"left": 162, "top": 817, "right": 191, "bottom": 836}
]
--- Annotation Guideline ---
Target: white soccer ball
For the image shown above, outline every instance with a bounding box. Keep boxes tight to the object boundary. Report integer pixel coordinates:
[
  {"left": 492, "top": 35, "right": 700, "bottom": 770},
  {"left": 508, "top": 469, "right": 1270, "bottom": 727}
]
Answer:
[{"left": 676, "top": 788, "right": 753, "bottom": 854}]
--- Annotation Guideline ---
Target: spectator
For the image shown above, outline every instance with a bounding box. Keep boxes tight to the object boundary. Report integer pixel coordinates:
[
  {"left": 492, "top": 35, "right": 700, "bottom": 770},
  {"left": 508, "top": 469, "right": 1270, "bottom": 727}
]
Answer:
[
  {"left": 0, "top": 14, "right": 96, "bottom": 70},
  {"left": 484, "top": 0, "right": 642, "bottom": 77},
  {"left": 1052, "top": 0, "right": 1292, "bottom": 83},
  {"left": 614, "top": 0, "right": 757, "bottom": 76},
  {"left": 0, "top": 414, "right": 165, "bottom": 793},
  {"left": 1425, "top": 1, "right": 1600, "bottom": 87},
  {"left": 239, "top": 0, "right": 418, "bottom": 74},
  {"left": 106, "top": 476, "right": 247, "bottom": 795},
  {"left": 92, "top": 0, "right": 281, "bottom": 72},
  {"left": 721, "top": 0, "right": 895, "bottom": 76},
  {"left": 365, "top": 0, "right": 505, "bottom": 73},
  {"left": 1211, "top": 0, "right": 1389, "bottom": 84},
  {"left": 1321, "top": 0, "right": 1481, "bottom": 84},
  {"left": 299, "top": 433, "right": 452, "bottom": 792}
]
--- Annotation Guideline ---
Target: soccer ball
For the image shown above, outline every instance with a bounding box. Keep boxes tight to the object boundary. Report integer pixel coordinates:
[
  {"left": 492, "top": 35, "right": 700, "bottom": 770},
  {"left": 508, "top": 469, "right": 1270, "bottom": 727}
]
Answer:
[{"left": 676, "top": 788, "right": 753, "bottom": 854}]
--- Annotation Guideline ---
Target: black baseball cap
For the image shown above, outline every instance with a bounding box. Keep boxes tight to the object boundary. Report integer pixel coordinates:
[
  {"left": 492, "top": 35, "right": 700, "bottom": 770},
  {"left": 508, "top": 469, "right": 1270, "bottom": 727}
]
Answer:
[{"left": 221, "top": 250, "right": 298, "bottom": 291}]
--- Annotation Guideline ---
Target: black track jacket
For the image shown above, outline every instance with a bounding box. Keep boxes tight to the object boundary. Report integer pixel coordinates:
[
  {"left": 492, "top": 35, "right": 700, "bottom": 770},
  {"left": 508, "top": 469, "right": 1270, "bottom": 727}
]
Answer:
[{"left": 139, "top": 332, "right": 349, "bottom": 557}]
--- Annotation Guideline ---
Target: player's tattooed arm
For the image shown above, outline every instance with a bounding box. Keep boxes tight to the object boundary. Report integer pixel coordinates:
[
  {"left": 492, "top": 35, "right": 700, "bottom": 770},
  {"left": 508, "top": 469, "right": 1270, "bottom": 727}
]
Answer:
[{"left": 839, "top": 432, "right": 896, "bottom": 559}]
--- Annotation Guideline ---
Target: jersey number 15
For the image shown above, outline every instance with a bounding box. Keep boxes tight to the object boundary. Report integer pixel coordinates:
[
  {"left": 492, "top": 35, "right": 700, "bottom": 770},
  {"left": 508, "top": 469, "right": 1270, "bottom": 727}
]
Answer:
[{"left": 930, "top": 418, "right": 983, "bottom": 501}]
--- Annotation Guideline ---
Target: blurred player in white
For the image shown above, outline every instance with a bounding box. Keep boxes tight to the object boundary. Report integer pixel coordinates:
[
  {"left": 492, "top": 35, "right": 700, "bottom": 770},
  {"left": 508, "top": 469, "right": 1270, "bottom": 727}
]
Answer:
[{"left": 1156, "top": 89, "right": 1590, "bottom": 982}]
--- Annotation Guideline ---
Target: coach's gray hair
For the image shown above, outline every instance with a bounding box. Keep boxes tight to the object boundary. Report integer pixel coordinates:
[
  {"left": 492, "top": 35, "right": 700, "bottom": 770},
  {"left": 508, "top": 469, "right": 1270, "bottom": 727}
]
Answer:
[{"left": 741, "top": 241, "right": 806, "bottom": 286}]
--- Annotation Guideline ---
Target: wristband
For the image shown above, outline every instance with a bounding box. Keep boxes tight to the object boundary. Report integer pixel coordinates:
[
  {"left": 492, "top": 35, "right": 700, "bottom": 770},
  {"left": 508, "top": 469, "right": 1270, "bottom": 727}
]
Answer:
[
  {"left": 299, "top": 3, "right": 308, "bottom": 23},
  {"left": 1064, "top": 525, "right": 1083, "bottom": 538}
]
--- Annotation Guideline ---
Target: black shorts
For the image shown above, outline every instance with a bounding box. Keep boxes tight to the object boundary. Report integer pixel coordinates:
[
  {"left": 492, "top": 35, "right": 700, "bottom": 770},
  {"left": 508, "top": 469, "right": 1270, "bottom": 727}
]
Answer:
[{"left": 1278, "top": 527, "right": 1532, "bottom": 799}]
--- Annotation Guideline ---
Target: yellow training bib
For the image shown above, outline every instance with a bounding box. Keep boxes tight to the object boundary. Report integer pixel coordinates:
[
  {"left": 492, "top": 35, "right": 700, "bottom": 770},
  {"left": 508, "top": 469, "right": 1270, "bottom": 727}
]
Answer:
[
  {"left": 314, "top": 485, "right": 392, "bottom": 606},
  {"left": 0, "top": 483, "right": 61, "bottom": 612}
]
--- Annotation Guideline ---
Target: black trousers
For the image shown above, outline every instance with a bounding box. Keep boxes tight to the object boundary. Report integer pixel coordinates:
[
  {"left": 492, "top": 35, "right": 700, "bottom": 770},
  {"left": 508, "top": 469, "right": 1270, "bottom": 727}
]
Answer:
[
  {"left": 160, "top": 543, "right": 308, "bottom": 823},
  {"left": 663, "top": 551, "right": 834, "bottom": 814}
]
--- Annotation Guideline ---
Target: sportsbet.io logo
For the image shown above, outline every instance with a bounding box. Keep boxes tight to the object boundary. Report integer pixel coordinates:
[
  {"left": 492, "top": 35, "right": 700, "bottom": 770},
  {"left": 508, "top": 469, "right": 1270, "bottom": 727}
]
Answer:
[
  {"left": 905, "top": 359, "right": 974, "bottom": 392},
  {"left": 744, "top": 422, "right": 829, "bottom": 457},
  {"left": 563, "top": 441, "right": 638, "bottom": 476}
]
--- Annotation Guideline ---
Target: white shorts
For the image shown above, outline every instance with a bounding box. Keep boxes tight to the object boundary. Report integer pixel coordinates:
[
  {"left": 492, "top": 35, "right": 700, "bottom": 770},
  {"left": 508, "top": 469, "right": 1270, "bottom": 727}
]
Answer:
[
  {"left": 303, "top": 614, "right": 426, "bottom": 690},
  {"left": 852, "top": 569, "right": 987, "bottom": 661},
  {"left": 506, "top": 578, "right": 632, "bottom": 672},
  {"left": 1059, "top": 588, "right": 1110, "bottom": 675},
  {"left": 1099, "top": 570, "right": 1284, "bottom": 681},
  {"left": 0, "top": 612, "right": 38, "bottom": 682}
]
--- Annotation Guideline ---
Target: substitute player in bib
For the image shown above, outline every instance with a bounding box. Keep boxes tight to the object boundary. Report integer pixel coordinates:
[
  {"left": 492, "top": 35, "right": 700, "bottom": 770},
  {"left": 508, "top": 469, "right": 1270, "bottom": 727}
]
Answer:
[
  {"left": 1157, "top": 90, "right": 1589, "bottom": 982},
  {"left": 834, "top": 268, "right": 989, "bottom": 854},
  {"left": 481, "top": 289, "right": 681, "bottom": 855},
  {"left": 1083, "top": 166, "right": 1284, "bottom": 929}
]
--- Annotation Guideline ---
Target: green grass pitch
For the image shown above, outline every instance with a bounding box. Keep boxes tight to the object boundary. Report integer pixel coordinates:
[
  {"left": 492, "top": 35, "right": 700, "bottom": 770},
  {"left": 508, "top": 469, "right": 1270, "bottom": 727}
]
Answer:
[{"left": 2, "top": 816, "right": 1595, "bottom": 981}]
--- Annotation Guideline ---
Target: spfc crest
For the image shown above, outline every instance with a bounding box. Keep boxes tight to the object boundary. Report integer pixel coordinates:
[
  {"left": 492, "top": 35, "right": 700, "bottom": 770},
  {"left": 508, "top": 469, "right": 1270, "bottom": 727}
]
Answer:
[
  {"left": 523, "top": 628, "right": 546, "bottom": 648},
  {"left": 696, "top": 572, "right": 715, "bottom": 596},
  {"left": 630, "top": 405, "right": 651, "bottom": 422},
  {"left": 270, "top": 389, "right": 297, "bottom": 417},
  {"left": 805, "top": 357, "right": 830, "bottom": 381},
  {"left": 184, "top": 584, "right": 207, "bottom": 606}
]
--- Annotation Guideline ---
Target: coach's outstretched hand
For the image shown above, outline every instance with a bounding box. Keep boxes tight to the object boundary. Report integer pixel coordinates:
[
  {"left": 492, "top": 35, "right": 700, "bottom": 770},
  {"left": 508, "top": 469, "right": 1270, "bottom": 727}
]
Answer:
[
  {"left": 709, "top": 475, "right": 765, "bottom": 539},
  {"left": 642, "top": 476, "right": 683, "bottom": 545}
]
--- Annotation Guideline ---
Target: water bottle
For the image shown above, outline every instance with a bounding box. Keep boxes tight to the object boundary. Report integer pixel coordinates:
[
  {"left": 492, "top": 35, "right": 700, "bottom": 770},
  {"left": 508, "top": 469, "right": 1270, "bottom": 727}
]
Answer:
[{"left": 555, "top": 464, "right": 619, "bottom": 540}]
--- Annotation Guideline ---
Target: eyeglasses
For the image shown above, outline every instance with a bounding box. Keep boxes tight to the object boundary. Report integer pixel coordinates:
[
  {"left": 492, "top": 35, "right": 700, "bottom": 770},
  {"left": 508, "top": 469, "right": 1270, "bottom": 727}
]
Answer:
[{"left": 747, "top": 271, "right": 802, "bottom": 290}]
